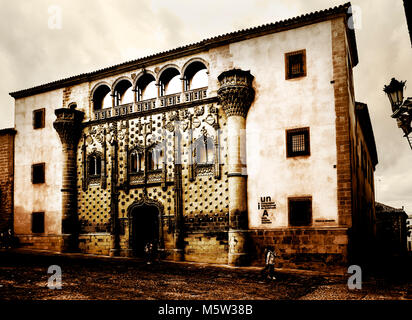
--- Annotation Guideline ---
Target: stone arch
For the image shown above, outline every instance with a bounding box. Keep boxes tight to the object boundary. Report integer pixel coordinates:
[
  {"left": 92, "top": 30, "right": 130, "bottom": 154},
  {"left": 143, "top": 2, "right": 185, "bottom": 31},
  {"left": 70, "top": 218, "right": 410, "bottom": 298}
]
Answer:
[
  {"left": 182, "top": 58, "right": 209, "bottom": 91},
  {"left": 112, "top": 77, "right": 134, "bottom": 106},
  {"left": 158, "top": 64, "right": 181, "bottom": 96},
  {"left": 181, "top": 57, "right": 209, "bottom": 78},
  {"left": 111, "top": 76, "right": 133, "bottom": 95},
  {"left": 90, "top": 81, "right": 112, "bottom": 110},
  {"left": 133, "top": 70, "right": 157, "bottom": 90},
  {"left": 156, "top": 63, "right": 181, "bottom": 84},
  {"left": 134, "top": 71, "right": 157, "bottom": 101},
  {"left": 90, "top": 81, "right": 112, "bottom": 101},
  {"left": 127, "top": 196, "right": 165, "bottom": 255}
]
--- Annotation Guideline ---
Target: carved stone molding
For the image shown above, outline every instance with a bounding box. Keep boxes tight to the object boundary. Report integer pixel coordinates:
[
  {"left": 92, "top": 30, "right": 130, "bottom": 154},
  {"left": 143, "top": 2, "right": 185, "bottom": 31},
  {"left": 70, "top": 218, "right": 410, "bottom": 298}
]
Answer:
[
  {"left": 217, "top": 69, "right": 255, "bottom": 118},
  {"left": 53, "top": 108, "right": 85, "bottom": 147}
]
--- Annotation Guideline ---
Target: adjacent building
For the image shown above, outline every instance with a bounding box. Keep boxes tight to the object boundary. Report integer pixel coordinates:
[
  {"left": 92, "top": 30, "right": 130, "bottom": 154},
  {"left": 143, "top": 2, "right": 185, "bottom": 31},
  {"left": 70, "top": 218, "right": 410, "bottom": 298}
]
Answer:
[
  {"left": 9, "top": 2, "right": 378, "bottom": 272},
  {"left": 0, "top": 128, "right": 16, "bottom": 235},
  {"left": 375, "top": 202, "right": 408, "bottom": 257}
]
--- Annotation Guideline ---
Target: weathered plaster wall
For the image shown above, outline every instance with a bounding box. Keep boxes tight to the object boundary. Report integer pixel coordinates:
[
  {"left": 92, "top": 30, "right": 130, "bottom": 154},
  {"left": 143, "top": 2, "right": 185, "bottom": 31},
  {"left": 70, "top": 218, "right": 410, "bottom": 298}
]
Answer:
[
  {"left": 14, "top": 91, "right": 64, "bottom": 239},
  {"left": 232, "top": 21, "right": 338, "bottom": 228}
]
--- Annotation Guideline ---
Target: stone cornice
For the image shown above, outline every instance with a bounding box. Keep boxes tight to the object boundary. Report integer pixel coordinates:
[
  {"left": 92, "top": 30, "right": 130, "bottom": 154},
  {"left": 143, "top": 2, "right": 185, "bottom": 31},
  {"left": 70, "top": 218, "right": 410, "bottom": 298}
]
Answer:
[{"left": 9, "top": 3, "right": 357, "bottom": 99}]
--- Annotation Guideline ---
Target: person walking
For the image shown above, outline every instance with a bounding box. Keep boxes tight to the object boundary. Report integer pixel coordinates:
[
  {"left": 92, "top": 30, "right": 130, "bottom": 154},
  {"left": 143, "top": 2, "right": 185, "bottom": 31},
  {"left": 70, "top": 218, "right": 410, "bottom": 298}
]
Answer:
[
  {"left": 144, "top": 241, "right": 153, "bottom": 264},
  {"left": 261, "top": 246, "right": 277, "bottom": 280}
]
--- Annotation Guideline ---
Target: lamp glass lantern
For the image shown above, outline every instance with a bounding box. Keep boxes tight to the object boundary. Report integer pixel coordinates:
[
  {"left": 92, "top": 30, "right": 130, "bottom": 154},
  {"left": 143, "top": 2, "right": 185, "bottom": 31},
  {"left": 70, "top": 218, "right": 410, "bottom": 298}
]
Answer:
[{"left": 383, "top": 78, "right": 406, "bottom": 112}]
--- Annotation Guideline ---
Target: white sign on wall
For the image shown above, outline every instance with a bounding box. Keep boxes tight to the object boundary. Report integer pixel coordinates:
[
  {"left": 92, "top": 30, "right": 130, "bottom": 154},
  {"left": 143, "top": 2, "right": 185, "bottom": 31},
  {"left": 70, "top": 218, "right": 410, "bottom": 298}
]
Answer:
[{"left": 258, "top": 196, "right": 276, "bottom": 225}]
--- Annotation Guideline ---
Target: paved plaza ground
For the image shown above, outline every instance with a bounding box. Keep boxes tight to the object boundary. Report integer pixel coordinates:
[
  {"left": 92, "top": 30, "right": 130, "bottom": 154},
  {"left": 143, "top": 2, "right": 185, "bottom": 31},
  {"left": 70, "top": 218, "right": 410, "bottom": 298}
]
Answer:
[{"left": 0, "top": 250, "right": 411, "bottom": 300}]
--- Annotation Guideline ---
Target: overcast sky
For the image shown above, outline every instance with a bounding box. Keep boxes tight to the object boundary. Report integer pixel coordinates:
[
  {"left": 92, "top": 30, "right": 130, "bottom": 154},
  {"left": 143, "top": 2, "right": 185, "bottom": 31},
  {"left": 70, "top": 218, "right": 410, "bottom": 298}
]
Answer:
[{"left": 0, "top": 0, "right": 411, "bottom": 213}]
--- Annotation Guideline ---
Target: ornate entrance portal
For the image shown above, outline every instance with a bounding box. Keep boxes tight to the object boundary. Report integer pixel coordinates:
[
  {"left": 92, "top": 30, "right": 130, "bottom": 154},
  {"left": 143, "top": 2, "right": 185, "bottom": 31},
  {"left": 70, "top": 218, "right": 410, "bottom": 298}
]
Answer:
[{"left": 128, "top": 199, "right": 163, "bottom": 257}]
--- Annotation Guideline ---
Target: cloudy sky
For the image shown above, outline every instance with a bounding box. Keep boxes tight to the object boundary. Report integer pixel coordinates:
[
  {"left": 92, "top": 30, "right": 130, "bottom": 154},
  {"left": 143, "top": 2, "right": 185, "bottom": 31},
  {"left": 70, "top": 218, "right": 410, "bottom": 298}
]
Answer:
[{"left": 0, "top": 0, "right": 411, "bottom": 213}]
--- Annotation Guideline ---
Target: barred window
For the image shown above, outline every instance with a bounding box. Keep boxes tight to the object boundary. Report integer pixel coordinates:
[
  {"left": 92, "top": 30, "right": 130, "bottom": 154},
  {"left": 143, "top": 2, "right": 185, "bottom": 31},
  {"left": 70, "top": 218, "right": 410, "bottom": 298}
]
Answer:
[
  {"left": 286, "top": 127, "right": 310, "bottom": 157},
  {"left": 285, "top": 50, "right": 306, "bottom": 79},
  {"left": 289, "top": 197, "right": 312, "bottom": 227},
  {"left": 32, "top": 212, "right": 45, "bottom": 233}
]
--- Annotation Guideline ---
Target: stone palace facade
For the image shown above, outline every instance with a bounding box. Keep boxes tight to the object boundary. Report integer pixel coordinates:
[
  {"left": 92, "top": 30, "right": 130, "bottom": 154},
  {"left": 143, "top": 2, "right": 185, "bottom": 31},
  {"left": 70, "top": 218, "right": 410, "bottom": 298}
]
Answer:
[{"left": 9, "top": 3, "right": 378, "bottom": 272}]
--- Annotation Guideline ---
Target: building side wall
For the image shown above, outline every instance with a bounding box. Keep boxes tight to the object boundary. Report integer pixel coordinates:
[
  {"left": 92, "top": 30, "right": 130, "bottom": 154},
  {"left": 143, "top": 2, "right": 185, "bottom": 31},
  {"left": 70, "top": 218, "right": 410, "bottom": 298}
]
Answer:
[
  {"left": 13, "top": 91, "right": 64, "bottom": 250},
  {"left": 0, "top": 131, "right": 15, "bottom": 233},
  {"left": 242, "top": 20, "right": 338, "bottom": 229}
]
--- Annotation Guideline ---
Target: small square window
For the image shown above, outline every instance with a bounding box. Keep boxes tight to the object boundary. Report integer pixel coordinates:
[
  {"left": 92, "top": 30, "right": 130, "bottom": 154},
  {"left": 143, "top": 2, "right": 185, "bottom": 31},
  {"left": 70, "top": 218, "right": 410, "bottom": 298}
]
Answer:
[
  {"left": 32, "top": 163, "right": 45, "bottom": 184},
  {"left": 285, "top": 50, "right": 306, "bottom": 79},
  {"left": 289, "top": 197, "right": 312, "bottom": 227},
  {"left": 286, "top": 127, "right": 310, "bottom": 157},
  {"left": 33, "top": 109, "right": 45, "bottom": 129},
  {"left": 32, "top": 212, "right": 45, "bottom": 233}
]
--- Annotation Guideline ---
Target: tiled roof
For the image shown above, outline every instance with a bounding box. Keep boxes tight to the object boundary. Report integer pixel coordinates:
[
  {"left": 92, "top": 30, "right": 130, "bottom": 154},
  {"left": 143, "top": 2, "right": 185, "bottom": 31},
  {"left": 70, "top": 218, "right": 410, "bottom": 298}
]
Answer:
[{"left": 9, "top": 2, "right": 356, "bottom": 99}]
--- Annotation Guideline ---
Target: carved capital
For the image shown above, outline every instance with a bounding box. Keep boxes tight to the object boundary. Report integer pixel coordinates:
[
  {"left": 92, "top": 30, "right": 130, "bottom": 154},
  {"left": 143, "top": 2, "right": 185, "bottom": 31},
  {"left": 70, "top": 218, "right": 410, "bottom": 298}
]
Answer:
[
  {"left": 217, "top": 69, "right": 255, "bottom": 118},
  {"left": 53, "top": 108, "right": 85, "bottom": 147}
]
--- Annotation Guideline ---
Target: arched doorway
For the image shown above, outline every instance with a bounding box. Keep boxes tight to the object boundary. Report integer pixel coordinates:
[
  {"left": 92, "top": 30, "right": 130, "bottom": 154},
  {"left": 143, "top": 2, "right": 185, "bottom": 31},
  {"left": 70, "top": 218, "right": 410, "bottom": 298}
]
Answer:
[{"left": 130, "top": 204, "right": 160, "bottom": 257}]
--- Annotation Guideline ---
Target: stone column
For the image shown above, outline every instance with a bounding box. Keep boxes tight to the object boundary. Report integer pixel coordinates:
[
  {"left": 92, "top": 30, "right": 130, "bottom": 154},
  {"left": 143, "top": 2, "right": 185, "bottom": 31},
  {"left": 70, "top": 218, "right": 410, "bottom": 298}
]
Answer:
[
  {"left": 53, "top": 107, "right": 84, "bottom": 252},
  {"left": 217, "top": 69, "right": 254, "bottom": 266}
]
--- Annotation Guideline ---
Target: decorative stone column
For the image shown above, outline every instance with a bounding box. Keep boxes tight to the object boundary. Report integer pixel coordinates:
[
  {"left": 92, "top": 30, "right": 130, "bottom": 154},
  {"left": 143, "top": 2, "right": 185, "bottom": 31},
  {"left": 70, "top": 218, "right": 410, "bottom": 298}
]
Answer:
[
  {"left": 53, "top": 107, "right": 84, "bottom": 252},
  {"left": 218, "top": 69, "right": 254, "bottom": 266}
]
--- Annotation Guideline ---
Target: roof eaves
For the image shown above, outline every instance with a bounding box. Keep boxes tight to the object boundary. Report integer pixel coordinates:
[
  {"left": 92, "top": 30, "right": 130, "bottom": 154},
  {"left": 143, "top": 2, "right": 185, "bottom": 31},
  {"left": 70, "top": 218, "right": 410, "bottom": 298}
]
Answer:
[{"left": 9, "top": 2, "right": 355, "bottom": 99}]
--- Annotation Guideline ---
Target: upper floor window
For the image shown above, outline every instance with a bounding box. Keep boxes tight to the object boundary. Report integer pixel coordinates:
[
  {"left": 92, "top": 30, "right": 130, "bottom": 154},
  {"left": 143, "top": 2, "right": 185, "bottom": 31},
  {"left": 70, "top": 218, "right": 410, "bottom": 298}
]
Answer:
[
  {"left": 136, "top": 73, "right": 157, "bottom": 101},
  {"left": 289, "top": 196, "right": 312, "bottom": 227},
  {"left": 92, "top": 84, "right": 111, "bottom": 110},
  {"left": 32, "top": 163, "right": 45, "bottom": 184},
  {"left": 33, "top": 108, "right": 45, "bottom": 129},
  {"left": 88, "top": 154, "right": 101, "bottom": 177},
  {"left": 159, "top": 67, "right": 180, "bottom": 96},
  {"left": 147, "top": 147, "right": 163, "bottom": 171},
  {"left": 285, "top": 49, "right": 306, "bottom": 79},
  {"left": 130, "top": 150, "right": 143, "bottom": 173},
  {"left": 114, "top": 79, "right": 133, "bottom": 106},
  {"left": 183, "top": 61, "right": 208, "bottom": 91},
  {"left": 195, "top": 135, "right": 214, "bottom": 165},
  {"left": 286, "top": 127, "right": 310, "bottom": 157}
]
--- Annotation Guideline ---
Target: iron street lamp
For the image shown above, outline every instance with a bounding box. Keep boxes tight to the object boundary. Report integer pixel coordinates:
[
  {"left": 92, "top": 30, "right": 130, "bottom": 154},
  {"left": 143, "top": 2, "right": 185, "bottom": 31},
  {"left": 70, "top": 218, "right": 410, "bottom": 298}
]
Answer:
[{"left": 383, "top": 78, "right": 412, "bottom": 149}]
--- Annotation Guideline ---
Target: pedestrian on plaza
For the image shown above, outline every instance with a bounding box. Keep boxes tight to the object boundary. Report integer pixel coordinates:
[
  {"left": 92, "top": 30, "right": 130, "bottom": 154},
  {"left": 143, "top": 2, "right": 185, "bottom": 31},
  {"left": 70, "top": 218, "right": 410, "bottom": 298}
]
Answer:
[
  {"left": 261, "top": 246, "right": 277, "bottom": 280},
  {"left": 144, "top": 241, "right": 153, "bottom": 264}
]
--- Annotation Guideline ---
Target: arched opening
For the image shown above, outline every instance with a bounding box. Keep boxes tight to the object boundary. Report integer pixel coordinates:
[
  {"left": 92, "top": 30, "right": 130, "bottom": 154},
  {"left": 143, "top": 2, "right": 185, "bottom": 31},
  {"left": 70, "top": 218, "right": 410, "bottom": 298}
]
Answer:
[
  {"left": 195, "top": 136, "right": 214, "bottom": 165},
  {"left": 147, "top": 146, "right": 163, "bottom": 171},
  {"left": 184, "top": 61, "right": 208, "bottom": 90},
  {"left": 130, "top": 205, "right": 159, "bottom": 257},
  {"left": 159, "top": 67, "right": 181, "bottom": 96},
  {"left": 136, "top": 73, "right": 157, "bottom": 101},
  {"left": 88, "top": 154, "right": 102, "bottom": 176},
  {"left": 130, "top": 150, "right": 143, "bottom": 173},
  {"left": 92, "top": 85, "right": 111, "bottom": 110},
  {"left": 113, "top": 79, "right": 133, "bottom": 106}
]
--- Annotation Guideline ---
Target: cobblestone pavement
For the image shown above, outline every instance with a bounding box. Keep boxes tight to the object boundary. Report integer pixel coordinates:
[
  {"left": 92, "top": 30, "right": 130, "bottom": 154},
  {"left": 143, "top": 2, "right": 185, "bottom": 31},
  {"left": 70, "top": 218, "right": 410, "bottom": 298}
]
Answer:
[{"left": 0, "top": 250, "right": 410, "bottom": 300}]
